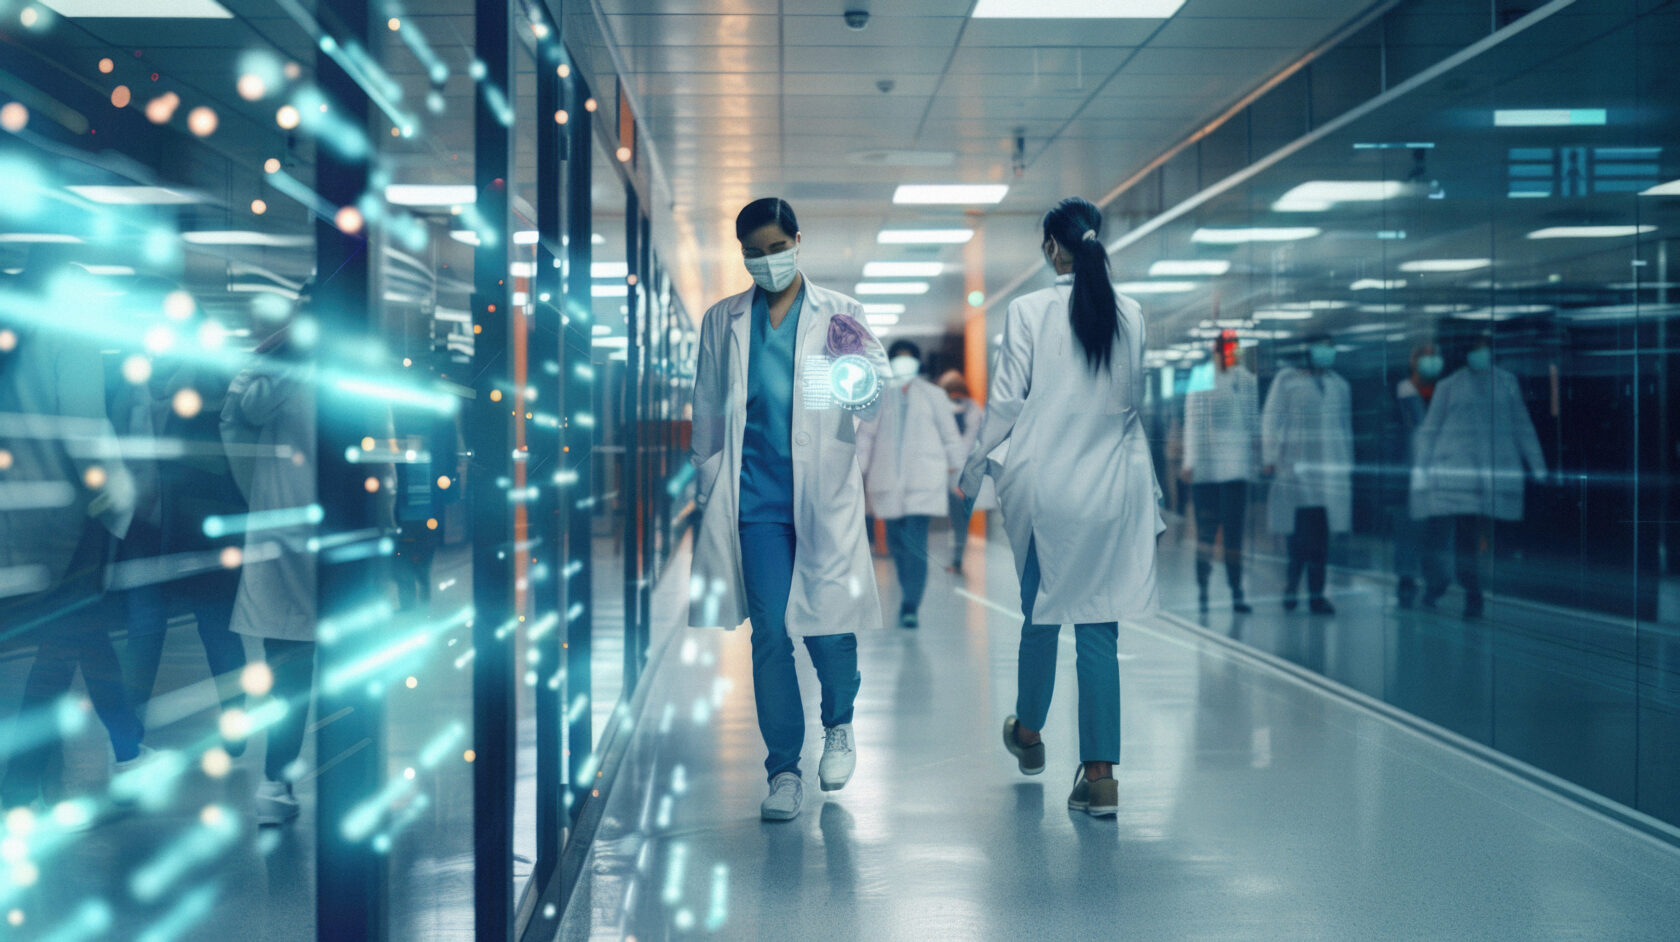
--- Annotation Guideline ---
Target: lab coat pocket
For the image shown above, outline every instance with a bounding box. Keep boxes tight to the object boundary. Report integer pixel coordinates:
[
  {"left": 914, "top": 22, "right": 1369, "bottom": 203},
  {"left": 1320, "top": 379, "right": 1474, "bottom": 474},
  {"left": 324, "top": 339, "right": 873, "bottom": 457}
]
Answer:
[{"left": 834, "top": 411, "right": 856, "bottom": 444}]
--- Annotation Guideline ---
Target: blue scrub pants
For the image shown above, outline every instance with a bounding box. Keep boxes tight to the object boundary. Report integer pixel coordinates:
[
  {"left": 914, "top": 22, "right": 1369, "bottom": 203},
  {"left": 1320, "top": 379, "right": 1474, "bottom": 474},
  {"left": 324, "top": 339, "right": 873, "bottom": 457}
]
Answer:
[
  {"left": 739, "top": 522, "right": 860, "bottom": 781},
  {"left": 1015, "top": 537, "right": 1121, "bottom": 764},
  {"left": 884, "top": 515, "right": 931, "bottom": 613}
]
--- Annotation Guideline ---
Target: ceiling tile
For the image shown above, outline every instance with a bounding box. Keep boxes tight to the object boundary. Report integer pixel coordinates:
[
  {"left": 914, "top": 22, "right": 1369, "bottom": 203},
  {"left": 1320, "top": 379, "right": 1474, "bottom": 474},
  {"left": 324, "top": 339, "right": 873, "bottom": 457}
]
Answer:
[{"left": 604, "top": 14, "right": 779, "bottom": 47}]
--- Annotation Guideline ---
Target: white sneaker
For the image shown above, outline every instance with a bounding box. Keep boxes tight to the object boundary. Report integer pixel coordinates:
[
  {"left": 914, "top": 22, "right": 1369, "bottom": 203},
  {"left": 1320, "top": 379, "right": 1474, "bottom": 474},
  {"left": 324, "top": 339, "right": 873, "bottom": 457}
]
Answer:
[
  {"left": 109, "top": 745, "right": 161, "bottom": 807},
  {"left": 818, "top": 724, "right": 856, "bottom": 792},
  {"left": 255, "top": 780, "right": 300, "bottom": 826},
  {"left": 760, "top": 772, "right": 803, "bottom": 822}
]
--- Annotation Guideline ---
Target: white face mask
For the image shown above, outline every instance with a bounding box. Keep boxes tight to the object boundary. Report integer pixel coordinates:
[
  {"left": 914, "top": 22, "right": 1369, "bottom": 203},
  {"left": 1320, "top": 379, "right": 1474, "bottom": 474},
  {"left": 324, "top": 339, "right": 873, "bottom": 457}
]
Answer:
[
  {"left": 744, "top": 246, "right": 799, "bottom": 292},
  {"left": 890, "top": 355, "right": 920, "bottom": 380}
]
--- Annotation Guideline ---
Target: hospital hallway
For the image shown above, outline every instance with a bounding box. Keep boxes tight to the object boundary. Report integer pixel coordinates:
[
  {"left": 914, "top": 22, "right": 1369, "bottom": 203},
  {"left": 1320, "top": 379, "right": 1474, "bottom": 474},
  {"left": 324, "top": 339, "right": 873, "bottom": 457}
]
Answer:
[{"left": 556, "top": 524, "right": 1680, "bottom": 941}]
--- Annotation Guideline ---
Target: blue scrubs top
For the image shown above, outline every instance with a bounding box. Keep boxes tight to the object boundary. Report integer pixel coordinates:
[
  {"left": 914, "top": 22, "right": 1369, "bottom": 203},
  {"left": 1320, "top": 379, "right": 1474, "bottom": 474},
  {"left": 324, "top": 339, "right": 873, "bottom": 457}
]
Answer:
[{"left": 739, "top": 285, "right": 804, "bottom": 525}]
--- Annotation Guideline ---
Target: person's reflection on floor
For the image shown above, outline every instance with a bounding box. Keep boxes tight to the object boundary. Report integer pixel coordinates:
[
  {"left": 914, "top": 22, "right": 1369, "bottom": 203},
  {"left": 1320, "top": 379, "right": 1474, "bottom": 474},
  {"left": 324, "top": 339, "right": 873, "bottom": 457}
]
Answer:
[
  {"left": 1392, "top": 343, "right": 1442, "bottom": 609},
  {"left": 817, "top": 802, "right": 858, "bottom": 908},
  {"left": 1181, "top": 330, "right": 1258, "bottom": 615},
  {"left": 1, "top": 248, "right": 148, "bottom": 812}
]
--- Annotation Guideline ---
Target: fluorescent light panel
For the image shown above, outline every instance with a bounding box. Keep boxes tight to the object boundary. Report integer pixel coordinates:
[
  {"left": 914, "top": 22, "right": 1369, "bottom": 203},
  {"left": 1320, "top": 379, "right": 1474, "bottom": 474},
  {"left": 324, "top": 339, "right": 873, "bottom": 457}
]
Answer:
[
  {"left": 1148, "top": 260, "right": 1229, "bottom": 277},
  {"left": 892, "top": 185, "right": 1008, "bottom": 205},
  {"left": 592, "top": 261, "right": 629, "bottom": 279},
  {"left": 1252, "top": 310, "right": 1316, "bottom": 321},
  {"left": 0, "top": 234, "right": 83, "bottom": 243},
  {"left": 385, "top": 184, "right": 476, "bottom": 206},
  {"left": 1642, "top": 179, "right": 1680, "bottom": 196},
  {"left": 854, "top": 282, "right": 929, "bottom": 296},
  {"left": 866, "top": 313, "right": 900, "bottom": 327},
  {"left": 972, "top": 0, "right": 1186, "bottom": 17},
  {"left": 877, "top": 229, "right": 973, "bottom": 245},
  {"left": 1273, "top": 180, "right": 1403, "bottom": 212},
  {"left": 862, "top": 303, "right": 906, "bottom": 315},
  {"left": 1527, "top": 225, "right": 1655, "bottom": 239},
  {"left": 592, "top": 284, "right": 629, "bottom": 298},
  {"left": 182, "top": 231, "right": 312, "bottom": 247},
  {"left": 1399, "top": 258, "right": 1490, "bottom": 272},
  {"left": 37, "top": 0, "right": 231, "bottom": 15},
  {"left": 863, "top": 261, "right": 943, "bottom": 278},
  {"left": 1192, "top": 227, "right": 1320, "bottom": 244},
  {"left": 1350, "top": 279, "right": 1406, "bottom": 291},
  {"left": 1494, "top": 108, "right": 1606, "bottom": 127},
  {"left": 67, "top": 185, "right": 201, "bottom": 205},
  {"left": 1116, "top": 281, "right": 1197, "bottom": 294}
]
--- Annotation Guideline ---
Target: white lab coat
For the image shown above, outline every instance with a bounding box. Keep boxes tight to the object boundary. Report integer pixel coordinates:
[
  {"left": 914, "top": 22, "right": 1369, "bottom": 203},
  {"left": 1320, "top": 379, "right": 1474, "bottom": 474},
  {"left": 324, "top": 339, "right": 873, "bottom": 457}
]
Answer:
[
  {"left": 1182, "top": 365, "right": 1259, "bottom": 484},
  {"left": 856, "top": 375, "right": 965, "bottom": 519},
  {"left": 951, "top": 398, "right": 998, "bottom": 511},
  {"left": 1261, "top": 367, "right": 1354, "bottom": 536},
  {"left": 1411, "top": 365, "right": 1545, "bottom": 521},
  {"left": 687, "top": 276, "right": 892, "bottom": 636},
  {"left": 959, "top": 278, "right": 1163, "bottom": 625}
]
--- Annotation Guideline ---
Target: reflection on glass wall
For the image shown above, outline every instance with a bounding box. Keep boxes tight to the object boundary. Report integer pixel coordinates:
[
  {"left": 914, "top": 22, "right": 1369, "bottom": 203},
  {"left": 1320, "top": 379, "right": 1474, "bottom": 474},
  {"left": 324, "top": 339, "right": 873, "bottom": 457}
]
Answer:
[{"left": 1116, "top": 0, "right": 1680, "bottom": 827}]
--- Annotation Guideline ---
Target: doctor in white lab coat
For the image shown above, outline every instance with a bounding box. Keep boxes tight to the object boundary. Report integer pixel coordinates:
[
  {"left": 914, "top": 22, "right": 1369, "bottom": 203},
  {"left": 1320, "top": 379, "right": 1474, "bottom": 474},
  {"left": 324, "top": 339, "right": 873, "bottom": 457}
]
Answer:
[
  {"left": 1261, "top": 334, "right": 1354, "bottom": 615},
  {"left": 959, "top": 197, "right": 1162, "bottom": 819},
  {"left": 1181, "top": 331, "right": 1259, "bottom": 613},
  {"left": 938, "top": 370, "right": 996, "bottom": 573},
  {"left": 856, "top": 339, "right": 965, "bottom": 628},
  {"left": 1410, "top": 337, "right": 1546, "bottom": 617},
  {"left": 688, "top": 198, "right": 890, "bottom": 822}
]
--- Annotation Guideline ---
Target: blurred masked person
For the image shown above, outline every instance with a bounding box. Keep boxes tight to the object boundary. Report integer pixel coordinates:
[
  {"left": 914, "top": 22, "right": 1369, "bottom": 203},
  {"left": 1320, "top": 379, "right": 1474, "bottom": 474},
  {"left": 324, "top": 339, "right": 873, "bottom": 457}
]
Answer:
[
  {"left": 687, "top": 198, "right": 891, "bottom": 822},
  {"left": 960, "top": 197, "right": 1163, "bottom": 819},
  {"left": 857, "top": 340, "right": 964, "bottom": 627},
  {"left": 1411, "top": 337, "right": 1546, "bottom": 619},
  {"left": 937, "top": 370, "right": 995, "bottom": 574},
  {"left": 1, "top": 251, "right": 145, "bottom": 811},
  {"left": 1392, "top": 343, "right": 1442, "bottom": 608},
  {"left": 1261, "top": 333, "right": 1353, "bottom": 615},
  {"left": 1180, "top": 331, "right": 1258, "bottom": 614}
]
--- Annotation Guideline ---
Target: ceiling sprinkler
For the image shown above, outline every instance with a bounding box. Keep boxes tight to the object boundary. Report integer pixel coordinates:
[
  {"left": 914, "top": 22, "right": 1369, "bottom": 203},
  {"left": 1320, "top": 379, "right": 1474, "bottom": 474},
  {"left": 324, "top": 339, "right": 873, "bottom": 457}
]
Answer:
[
  {"left": 844, "top": 9, "right": 870, "bottom": 30},
  {"left": 1012, "top": 129, "right": 1027, "bottom": 177}
]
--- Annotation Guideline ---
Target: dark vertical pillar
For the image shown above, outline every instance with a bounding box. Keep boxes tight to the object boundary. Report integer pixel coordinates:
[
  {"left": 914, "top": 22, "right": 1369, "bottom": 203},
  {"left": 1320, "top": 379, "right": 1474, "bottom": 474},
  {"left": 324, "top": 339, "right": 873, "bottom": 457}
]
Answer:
[
  {"left": 637, "top": 214, "right": 655, "bottom": 667},
  {"left": 563, "top": 75, "right": 595, "bottom": 821},
  {"left": 621, "top": 187, "right": 642, "bottom": 692},
  {"left": 471, "top": 0, "right": 515, "bottom": 939},
  {"left": 313, "top": 1, "right": 386, "bottom": 939},
  {"left": 531, "top": 33, "right": 566, "bottom": 890}
]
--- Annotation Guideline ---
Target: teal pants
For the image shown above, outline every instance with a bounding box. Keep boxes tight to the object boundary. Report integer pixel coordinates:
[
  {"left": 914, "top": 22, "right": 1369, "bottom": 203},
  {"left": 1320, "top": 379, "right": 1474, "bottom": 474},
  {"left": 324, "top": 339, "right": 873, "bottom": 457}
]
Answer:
[{"left": 1015, "top": 537, "right": 1121, "bottom": 764}]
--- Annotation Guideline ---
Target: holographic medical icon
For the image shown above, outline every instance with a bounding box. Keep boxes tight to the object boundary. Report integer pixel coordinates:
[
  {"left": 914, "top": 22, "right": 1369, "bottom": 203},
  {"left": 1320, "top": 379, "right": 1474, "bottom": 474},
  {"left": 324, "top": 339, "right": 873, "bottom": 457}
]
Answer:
[{"left": 829, "top": 354, "right": 880, "bottom": 410}]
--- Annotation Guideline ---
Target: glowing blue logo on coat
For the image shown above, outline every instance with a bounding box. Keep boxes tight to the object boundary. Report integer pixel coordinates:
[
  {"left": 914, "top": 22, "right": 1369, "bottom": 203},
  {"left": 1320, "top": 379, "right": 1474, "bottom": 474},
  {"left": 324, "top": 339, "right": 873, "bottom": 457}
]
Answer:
[{"left": 828, "top": 354, "right": 880, "bottom": 410}]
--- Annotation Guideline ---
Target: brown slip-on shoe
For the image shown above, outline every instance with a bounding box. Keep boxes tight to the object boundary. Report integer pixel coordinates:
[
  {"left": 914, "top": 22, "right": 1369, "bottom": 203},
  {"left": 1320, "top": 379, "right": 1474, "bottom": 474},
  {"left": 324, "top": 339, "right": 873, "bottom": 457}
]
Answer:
[
  {"left": 1067, "top": 767, "right": 1118, "bottom": 818},
  {"left": 1002, "top": 715, "right": 1046, "bottom": 775}
]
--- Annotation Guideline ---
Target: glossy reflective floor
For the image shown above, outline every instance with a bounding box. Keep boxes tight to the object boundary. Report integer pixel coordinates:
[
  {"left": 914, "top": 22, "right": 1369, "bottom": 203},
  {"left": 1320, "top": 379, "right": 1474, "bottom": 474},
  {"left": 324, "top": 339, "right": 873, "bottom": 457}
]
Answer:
[{"left": 559, "top": 520, "right": 1680, "bottom": 941}]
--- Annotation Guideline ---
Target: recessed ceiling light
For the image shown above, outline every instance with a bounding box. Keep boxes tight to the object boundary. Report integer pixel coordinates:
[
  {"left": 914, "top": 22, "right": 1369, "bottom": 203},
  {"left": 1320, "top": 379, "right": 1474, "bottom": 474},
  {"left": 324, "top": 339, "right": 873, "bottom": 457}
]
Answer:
[
  {"left": 892, "top": 185, "right": 1008, "bottom": 206},
  {"left": 1350, "top": 279, "right": 1406, "bottom": 291},
  {"left": 1191, "top": 227, "right": 1320, "bottom": 244},
  {"left": 854, "top": 282, "right": 929, "bottom": 295},
  {"left": 385, "top": 184, "right": 476, "bottom": 206},
  {"left": 592, "top": 261, "right": 629, "bottom": 279},
  {"left": 1494, "top": 108, "right": 1606, "bottom": 127},
  {"left": 1642, "top": 179, "right": 1680, "bottom": 196},
  {"left": 76, "top": 264, "right": 134, "bottom": 276},
  {"left": 181, "top": 231, "right": 312, "bottom": 247},
  {"left": 1252, "top": 310, "right": 1316, "bottom": 321},
  {"left": 1527, "top": 225, "right": 1655, "bottom": 239},
  {"left": 450, "top": 230, "right": 481, "bottom": 246},
  {"left": 513, "top": 230, "right": 539, "bottom": 244},
  {"left": 1272, "top": 180, "right": 1403, "bottom": 212},
  {"left": 1399, "top": 259, "right": 1491, "bottom": 273},
  {"left": 866, "top": 313, "right": 900, "bottom": 327},
  {"left": 1116, "top": 281, "right": 1197, "bottom": 294},
  {"left": 863, "top": 261, "right": 943, "bottom": 278},
  {"left": 0, "top": 234, "right": 83, "bottom": 243},
  {"left": 37, "top": 0, "right": 232, "bottom": 16},
  {"left": 67, "top": 185, "right": 202, "bottom": 205},
  {"left": 1148, "top": 260, "right": 1229, "bottom": 277},
  {"left": 862, "top": 303, "right": 906, "bottom": 315},
  {"left": 592, "top": 284, "right": 628, "bottom": 298},
  {"left": 972, "top": 0, "right": 1185, "bottom": 17},
  {"left": 877, "top": 229, "right": 973, "bottom": 245}
]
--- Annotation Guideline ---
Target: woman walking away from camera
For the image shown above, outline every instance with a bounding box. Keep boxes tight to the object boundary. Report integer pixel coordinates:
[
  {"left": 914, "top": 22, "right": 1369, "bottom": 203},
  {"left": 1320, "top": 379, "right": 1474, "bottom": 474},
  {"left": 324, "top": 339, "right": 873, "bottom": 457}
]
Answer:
[{"left": 958, "top": 197, "right": 1163, "bottom": 818}]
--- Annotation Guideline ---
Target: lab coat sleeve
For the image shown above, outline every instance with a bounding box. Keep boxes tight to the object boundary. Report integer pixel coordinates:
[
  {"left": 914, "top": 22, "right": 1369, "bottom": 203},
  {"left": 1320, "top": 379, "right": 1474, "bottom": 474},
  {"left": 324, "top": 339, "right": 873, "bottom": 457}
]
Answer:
[
  {"left": 1260, "top": 372, "right": 1289, "bottom": 469},
  {"left": 689, "top": 305, "right": 726, "bottom": 472},
  {"left": 1246, "top": 372, "right": 1262, "bottom": 475},
  {"left": 849, "top": 304, "right": 893, "bottom": 425},
  {"left": 959, "top": 299, "right": 1031, "bottom": 498},
  {"left": 1411, "top": 376, "right": 1449, "bottom": 487},
  {"left": 1181, "top": 390, "right": 1203, "bottom": 477},
  {"left": 933, "top": 385, "right": 965, "bottom": 477},
  {"left": 854, "top": 407, "right": 877, "bottom": 472},
  {"left": 1508, "top": 374, "right": 1547, "bottom": 478}
]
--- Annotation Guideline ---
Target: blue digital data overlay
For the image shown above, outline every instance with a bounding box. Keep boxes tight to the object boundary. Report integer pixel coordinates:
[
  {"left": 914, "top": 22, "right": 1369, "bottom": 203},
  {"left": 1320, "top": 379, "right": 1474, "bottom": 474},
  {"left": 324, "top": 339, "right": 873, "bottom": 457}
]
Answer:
[{"left": 827, "top": 354, "right": 881, "bottom": 411}]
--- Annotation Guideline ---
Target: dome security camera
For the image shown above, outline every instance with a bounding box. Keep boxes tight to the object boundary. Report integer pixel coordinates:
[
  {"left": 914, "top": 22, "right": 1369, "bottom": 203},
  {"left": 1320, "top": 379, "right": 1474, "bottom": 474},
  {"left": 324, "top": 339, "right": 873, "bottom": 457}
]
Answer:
[
  {"left": 876, "top": 79, "right": 895, "bottom": 94},
  {"left": 843, "top": 9, "right": 869, "bottom": 30}
]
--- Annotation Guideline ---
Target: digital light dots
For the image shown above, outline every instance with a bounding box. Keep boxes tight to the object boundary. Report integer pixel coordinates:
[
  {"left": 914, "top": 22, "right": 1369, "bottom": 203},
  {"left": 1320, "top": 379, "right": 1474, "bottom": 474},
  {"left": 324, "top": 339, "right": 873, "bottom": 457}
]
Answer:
[
  {"left": 188, "top": 106, "right": 218, "bottom": 137},
  {"left": 241, "top": 661, "right": 274, "bottom": 697},
  {"left": 6, "top": 909, "right": 21, "bottom": 927},
  {"left": 387, "top": 17, "right": 401, "bottom": 30},
  {"left": 0, "top": 450, "right": 12, "bottom": 471},
  {"left": 364, "top": 476, "right": 381, "bottom": 493},
  {"left": 219, "top": 546, "right": 243, "bottom": 569},
  {"left": 201, "top": 747, "right": 232, "bottom": 778},
  {"left": 335, "top": 205, "right": 364, "bottom": 234},
  {"left": 584, "top": 97, "right": 597, "bottom": 112},
  {"left": 276, "top": 104, "right": 301, "bottom": 129},
  {"left": 237, "top": 74, "right": 266, "bottom": 102},
  {"left": 173, "top": 387, "right": 203, "bottom": 419},
  {"left": 121, "top": 355, "right": 152, "bottom": 385},
  {"left": 98, "top": 57, "right": 114, "bottom": 74},
  {"left": 405, "top": 676, "right": 418, "bottom": 688},
  {"left": 436, "top": 475, "right": 452, "bottom": 489},
  {"left": 264, "top": 157, "right": 281, "bottom": 174},
  {"left": 145, "top": 92, "right": 180, "bottom": 124},
  {"left": 0, "top": 330, "right": 14, "bottom": 352},
  {"left": 111, "top": 85, "right": 132, "bottom": 109},
  {"left": 425, "top": 518, "right": 438, "bottom": 530},
  {"left": 553, "top": 109, "right": 568, "bottom": 125},
  {"left": 463, "top": 749, "right": 476, "bottom": 763},
  {"left": 0, "top": 102, "right": 26, "bottom": 133},
  {"left": 251, "top": 199, "right": 267, "bottom": 215},
  {"left": 83, "top": 466, "right": 107, "bottom": 490},
  {"left": 19, "top": 7, "right": 39, "bottom": 28},
  {"left": 219, "top": 708, "right": 251, "bottom": 743},
  {"left": 616, "top": 146, "right": 632, "bottom": 163}
]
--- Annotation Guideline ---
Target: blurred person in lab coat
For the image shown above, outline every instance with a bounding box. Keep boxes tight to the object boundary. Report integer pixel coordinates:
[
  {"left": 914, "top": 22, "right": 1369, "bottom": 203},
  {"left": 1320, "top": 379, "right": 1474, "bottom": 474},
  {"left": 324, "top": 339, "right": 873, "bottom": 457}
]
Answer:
[
  {"left": 1180, "top": 330, "right": 1259, "bottom": 614},
  {"left": 0, "top": 249, "right": 148, "bottom": 812},
  {"left": 1411, "top": 336, "right": 1546, "bottom": 619},
  {"left": 687, "top": 198, "right": 891, "bottom": 822},
  {"left": 959, "top": 196, "right": 1163, "bottom": 819},
  {"left": 857, "top": 339, "right": 964, "bottom": 628},
  {"left": 1392, "top": 342, "right": 1442, "bottom": 608},
  {"left": 937, "top": 370, "right": 995, "bottom": 574},
  {"left": 1261, "top": 333, "right": 1354, "bottom": 616}
]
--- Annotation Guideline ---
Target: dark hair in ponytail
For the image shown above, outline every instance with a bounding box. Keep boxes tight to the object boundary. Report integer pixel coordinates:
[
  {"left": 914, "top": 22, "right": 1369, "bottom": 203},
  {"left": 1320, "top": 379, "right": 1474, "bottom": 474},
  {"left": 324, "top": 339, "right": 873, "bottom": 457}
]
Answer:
[
  {"left": 735, "top": 197, "right": 799, "bottom": 242},
  {"left": 1042, "top": 196, "right": 1119, "bottom": 372}
]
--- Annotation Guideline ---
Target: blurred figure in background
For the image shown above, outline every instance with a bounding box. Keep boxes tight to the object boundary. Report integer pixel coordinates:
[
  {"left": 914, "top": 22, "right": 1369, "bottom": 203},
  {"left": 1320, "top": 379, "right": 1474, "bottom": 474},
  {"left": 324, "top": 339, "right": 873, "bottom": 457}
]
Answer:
[
  {"left": 937, "top": 370, "right": 995, "bottom": 574},
  {"left": 221, "top": 304, "right": 318, "bottom": 826},
  {"left": 119, "top": 284, "right": 250, "bottom": 754},
  {"left": 392, "top": 349, "right": 465, "bottom": 612},
  {"left": 1180, "top": 330, "right": 1258, "bottom": 614},
  {"left": 1411, "top": 336, "right": 1547, "bottom": 619},
  {"left": 0, "top": 249, "right": 146, "bottom": 811},
  {"left": 1392, "top": 342, "right": 1442, "bottom": 608},
  {"left": 1262, "top": 333, "right": 1353, "bottom": 616},
  {"left": 857, "top": 340, "right": 964, "bottom": 628}
]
